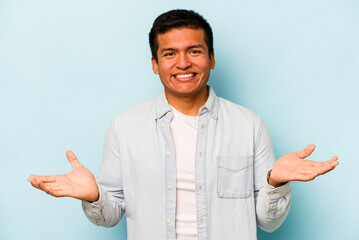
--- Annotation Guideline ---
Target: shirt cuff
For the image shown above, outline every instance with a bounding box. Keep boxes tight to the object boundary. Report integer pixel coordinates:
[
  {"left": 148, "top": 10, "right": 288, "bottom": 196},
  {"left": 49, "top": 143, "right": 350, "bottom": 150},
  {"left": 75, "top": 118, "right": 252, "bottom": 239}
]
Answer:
[
  {"left": 265, "top": 169, "right": 291, "bottom": 198},
  {"left": 264, "top": 180, "right": 291, "bottom": 199},
  {"left": 82, "top": 185, "right": 105, "bottom": 211},
  {"left": 264, "top": 171, "right": 291, "bottom": 221},
  {"left": 81, "top": 185, "right": 107, "bottom": 225}
]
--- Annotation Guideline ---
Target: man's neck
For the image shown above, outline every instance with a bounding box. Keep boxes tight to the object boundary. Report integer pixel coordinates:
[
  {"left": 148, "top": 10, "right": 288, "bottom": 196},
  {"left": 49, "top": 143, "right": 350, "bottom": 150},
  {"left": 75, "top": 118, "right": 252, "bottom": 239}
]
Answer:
[{"left": 165, "top": 89, "right": 208, "bottom": 116}]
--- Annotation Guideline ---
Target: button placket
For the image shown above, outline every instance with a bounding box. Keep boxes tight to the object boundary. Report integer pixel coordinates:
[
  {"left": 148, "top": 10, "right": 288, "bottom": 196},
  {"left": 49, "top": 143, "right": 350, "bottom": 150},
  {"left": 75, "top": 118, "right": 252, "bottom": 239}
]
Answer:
[
  {"left": 195, "top": 113, "right": 209, "bottom": 239},
  {"left": 159, "top": 115, "right": 176, "bottom": 239}
]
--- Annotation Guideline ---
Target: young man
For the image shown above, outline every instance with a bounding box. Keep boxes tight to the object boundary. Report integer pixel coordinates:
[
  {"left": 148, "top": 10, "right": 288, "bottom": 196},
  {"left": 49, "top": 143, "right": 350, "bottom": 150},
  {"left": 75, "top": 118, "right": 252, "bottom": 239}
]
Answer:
[{"left": 28, "top": 10, "right": 339, "bottom": 240}]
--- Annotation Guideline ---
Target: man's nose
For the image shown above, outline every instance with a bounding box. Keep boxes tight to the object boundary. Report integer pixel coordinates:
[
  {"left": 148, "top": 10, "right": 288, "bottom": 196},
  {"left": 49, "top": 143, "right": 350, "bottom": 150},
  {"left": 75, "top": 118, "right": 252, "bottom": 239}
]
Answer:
[{"left": 176, "top": 53, "right": 191, "bottom": 69}]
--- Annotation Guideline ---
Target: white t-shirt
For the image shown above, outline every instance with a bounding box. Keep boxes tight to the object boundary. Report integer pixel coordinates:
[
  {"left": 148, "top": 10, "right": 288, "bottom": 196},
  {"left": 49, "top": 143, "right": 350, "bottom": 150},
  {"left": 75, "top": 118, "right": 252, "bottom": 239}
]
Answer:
[{"left": 170, "top": 105, "right": 198, "bottom": 240}]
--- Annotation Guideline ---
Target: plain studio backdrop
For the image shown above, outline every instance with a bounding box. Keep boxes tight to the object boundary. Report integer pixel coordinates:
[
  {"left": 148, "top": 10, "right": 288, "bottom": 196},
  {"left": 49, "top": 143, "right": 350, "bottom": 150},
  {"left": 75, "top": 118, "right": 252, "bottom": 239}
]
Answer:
[{"left": 0, "top": 0, "right": 358, "bottom": 239}]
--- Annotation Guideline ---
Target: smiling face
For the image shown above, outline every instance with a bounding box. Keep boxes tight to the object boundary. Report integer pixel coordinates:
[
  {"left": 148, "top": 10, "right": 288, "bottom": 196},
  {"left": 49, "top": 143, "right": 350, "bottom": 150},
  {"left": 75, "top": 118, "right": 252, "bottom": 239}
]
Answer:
[{"left": 152, "top": 28, "right": 215, "bottom": 101}]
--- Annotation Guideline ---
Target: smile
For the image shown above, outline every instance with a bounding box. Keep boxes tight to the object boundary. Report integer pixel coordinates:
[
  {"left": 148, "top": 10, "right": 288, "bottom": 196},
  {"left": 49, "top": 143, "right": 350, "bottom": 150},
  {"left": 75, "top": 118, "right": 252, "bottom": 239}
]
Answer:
[{"left": 173, "top": 73, "right": 197, "bottom": 79}]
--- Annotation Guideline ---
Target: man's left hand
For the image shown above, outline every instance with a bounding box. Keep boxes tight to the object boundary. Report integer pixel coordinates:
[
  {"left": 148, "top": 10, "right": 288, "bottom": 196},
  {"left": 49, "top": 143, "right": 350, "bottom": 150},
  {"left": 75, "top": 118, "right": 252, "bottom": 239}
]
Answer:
[{"left": 268, "top": 144, "right": 339, "bottom": 188}]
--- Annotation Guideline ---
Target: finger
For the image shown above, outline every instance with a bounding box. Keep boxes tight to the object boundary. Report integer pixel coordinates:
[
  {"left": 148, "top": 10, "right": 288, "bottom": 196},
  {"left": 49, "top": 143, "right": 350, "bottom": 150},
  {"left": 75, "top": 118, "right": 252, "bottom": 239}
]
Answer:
[
  {"left": 66, "top": 150, "right": 83, "bottom": 169},
  {"left": 37, "top": 175, "right": 57, "bottom": 183},
  {"left": 29, "top": 174, "right": 57, "bottom": 187},
  {"left": 37, "top": 178, "right": 57, "bottom": 196},
  {"left": 28, "top": 175, "right": 36, "bottom": 184},
  {"left": 28, "top": 176, "right": 41, "bottom": 189},
  {"left": 302, "top": 155, "right": 339, "bottom": 167},
  {"left": 295, "top": 172, "right": 318, "bottom": 182},
  {"left": 43, "top": 183, "right": 66, "bottom": 196},
  {"left": 329, "top": 156, "right": 339, "bottom": 162},
  {"left": 315, "top": 156, "right": 339, "bottom": 170},
  {"left": 296, "top": 144, "right": 316, "bottom": 159},
  {"left": 321, "top": 156, "right": 339, "bottom": 166},
  {"left": 51, "top": 190, "right": 67, "bottom": 197},
  {"left": 42, "top": 182, "right": 72, "bottom": 198},
  {"left": 36, "top": 178, "right": 49, "bottom": 194},
  {"left": 304, "top": 157, "right": 338, "bottom": 173},
  {"left": 317, "top": 160, "right": 339, "bottom": 175}
]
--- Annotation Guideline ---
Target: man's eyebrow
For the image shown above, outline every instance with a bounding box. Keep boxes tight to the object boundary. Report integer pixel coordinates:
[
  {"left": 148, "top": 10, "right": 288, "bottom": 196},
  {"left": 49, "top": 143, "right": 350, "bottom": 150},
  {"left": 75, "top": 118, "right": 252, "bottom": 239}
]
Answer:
[
  {"left": 187, "top": 44, "right": 206, "bottom": 50},
  {"left": 160, "top": 48, "right": 176, "bottom": 54},
  {"left": 159, "top": 45, "right": 206, "bottom": 54}
]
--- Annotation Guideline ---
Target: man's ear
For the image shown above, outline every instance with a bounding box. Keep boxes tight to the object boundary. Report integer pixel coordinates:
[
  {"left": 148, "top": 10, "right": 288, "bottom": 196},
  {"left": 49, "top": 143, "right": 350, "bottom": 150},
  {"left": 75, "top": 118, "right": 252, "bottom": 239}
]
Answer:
[
  {"left": 151, "top": 57, "right": 159, "bottom": 74},
  {"left": 210, "top": 52, "right": 215, "bottom": 69}
]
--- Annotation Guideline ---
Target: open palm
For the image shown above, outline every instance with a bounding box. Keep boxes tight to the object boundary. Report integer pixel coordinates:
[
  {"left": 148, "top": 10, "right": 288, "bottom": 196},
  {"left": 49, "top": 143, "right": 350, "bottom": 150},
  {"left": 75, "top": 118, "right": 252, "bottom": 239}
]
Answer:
[
  {"left": 28, "top": 151, "right": 99, "bottom": 202},
  {"left": 269, "top": 144, "right": 339, "bottom": 187}
]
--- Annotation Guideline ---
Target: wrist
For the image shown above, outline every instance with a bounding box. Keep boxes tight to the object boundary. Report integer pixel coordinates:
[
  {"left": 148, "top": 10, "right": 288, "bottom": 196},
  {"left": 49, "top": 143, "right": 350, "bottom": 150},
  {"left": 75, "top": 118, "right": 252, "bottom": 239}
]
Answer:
[
  {"left": 267, "top": 169, "right": 287, "bottom": 188},
  {"left": 87, "top": 192, "right": 100, "bottom": 203}
]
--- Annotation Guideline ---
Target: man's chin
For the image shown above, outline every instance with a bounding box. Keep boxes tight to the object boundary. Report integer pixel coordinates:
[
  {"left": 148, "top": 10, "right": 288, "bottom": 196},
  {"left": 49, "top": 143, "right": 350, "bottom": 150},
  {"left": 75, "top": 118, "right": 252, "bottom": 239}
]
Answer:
[{"left": 164, "top": 87, "right": 208, "bottom": 99}]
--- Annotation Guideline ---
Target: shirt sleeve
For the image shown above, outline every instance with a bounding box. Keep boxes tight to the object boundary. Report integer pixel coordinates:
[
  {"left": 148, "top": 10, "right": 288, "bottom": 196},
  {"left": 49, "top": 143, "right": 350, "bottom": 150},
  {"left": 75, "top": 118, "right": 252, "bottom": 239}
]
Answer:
[
  {"left": 81, "top": 114, "right": 125, "bottom": 227},
  {"left": 253, "top": 118, "right": 291, "bottom": 232}
]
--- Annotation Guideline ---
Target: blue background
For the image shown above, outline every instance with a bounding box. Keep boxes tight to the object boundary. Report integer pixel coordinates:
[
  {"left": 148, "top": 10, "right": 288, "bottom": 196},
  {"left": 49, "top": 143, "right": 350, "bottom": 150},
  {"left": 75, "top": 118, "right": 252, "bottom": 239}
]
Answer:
[{"left": 1, "top": 0, "right": 358, "bottom": 239}]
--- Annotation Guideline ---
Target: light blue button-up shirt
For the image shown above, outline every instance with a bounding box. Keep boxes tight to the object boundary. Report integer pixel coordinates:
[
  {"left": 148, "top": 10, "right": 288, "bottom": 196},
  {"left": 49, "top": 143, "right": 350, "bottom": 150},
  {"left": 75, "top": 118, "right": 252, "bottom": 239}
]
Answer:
[{"left": 82, "top": 86, "right": 291, "bottom": 240}]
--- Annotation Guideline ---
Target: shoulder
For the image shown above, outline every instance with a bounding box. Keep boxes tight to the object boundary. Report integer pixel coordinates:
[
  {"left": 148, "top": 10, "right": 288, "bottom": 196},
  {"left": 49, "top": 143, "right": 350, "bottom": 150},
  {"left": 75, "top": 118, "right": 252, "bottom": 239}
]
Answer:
[
  {"left": 218, "top": 97, "right": 262, "bottom": 124},
  {"left": 112, "top": 98, "right": 157, "bottom": 125}
]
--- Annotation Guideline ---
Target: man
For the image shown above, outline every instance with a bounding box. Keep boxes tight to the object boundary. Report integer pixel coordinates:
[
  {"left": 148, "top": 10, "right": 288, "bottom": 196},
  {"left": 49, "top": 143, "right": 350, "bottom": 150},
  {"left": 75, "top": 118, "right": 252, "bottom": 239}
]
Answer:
[{"left": 28, "top": 9, "right": 339, "bottom": 240}]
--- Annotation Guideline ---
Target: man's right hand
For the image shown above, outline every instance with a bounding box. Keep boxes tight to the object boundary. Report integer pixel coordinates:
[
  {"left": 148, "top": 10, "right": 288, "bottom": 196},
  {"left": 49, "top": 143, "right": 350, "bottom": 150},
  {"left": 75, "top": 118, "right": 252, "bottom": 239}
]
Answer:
[{"left": 28, "top": 151, "right": 99, "bottom": 202}]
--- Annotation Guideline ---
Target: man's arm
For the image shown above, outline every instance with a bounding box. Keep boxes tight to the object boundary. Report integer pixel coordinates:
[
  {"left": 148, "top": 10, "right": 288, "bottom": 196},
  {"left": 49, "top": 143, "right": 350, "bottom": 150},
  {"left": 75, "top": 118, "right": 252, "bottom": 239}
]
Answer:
[
  {"left": 28, "top": 115, "right": 126, "bottom": 227},
  {"left": 253, "top": 119, "right": 291, "bottom": 232},
  {"left": 254, "top": 119, "right": 339, "bottom": 232},
  {"left": 81, "top": 114, "right": 125, "bottom": 227}
]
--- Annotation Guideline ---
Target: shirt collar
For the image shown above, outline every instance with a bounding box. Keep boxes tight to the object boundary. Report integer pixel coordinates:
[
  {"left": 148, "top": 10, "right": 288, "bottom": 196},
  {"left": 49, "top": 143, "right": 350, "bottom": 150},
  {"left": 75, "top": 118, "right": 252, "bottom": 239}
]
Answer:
[
  {"left": 154, "top": 85, "right": 219, "bottom": 120},
  {"left": 201, "top": 86, "right": 219, "bottom": 120}
]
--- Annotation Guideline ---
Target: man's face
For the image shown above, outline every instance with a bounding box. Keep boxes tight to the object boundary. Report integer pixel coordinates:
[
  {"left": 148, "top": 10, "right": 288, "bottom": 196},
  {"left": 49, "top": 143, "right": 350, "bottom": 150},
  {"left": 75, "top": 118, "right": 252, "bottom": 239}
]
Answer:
[{"left": 152, "top": 28, "right": 215, "bottom": 99}]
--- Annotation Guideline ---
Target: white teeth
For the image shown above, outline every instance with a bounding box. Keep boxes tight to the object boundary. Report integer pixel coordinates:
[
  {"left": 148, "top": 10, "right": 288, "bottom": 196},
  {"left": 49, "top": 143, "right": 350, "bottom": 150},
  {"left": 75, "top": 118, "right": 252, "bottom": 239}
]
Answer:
[{"left": 175, "top": 73, "right": 194, "bottom": 78}]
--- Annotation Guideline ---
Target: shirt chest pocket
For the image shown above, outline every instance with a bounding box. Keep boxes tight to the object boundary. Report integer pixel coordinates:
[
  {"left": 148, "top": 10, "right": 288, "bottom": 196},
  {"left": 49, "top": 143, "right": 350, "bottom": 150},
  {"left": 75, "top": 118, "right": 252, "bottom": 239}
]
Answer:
[{"left": 217, "top": 156, "right": 253, "bottom": 198}]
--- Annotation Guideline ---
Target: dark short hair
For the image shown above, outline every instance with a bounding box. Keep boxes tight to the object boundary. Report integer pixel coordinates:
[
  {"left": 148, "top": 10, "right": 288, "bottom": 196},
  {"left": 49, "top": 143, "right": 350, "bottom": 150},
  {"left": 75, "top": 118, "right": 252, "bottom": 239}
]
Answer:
[{"left": 149, "top": 9, "right": 214, "bottom": 61}]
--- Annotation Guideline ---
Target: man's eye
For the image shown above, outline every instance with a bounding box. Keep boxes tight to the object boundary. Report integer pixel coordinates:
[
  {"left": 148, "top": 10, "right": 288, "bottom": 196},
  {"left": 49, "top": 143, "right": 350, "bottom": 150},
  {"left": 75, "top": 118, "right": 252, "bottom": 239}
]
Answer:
[
  {"left": 164, "top": 52, "right": 174, "bottom": 57},
  {"left": 191, "top": 50, "right": 201, "bottom": 54}
]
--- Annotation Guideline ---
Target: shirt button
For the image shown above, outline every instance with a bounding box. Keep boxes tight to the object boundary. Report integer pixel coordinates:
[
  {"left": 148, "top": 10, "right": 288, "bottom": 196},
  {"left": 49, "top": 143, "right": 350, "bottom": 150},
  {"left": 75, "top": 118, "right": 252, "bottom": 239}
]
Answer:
[
  {"left": 199, "top": 185, "right": 202, "bottom": 190},
  {"left": 166, "top": 219, "right": 171, "bottom": 224},
  {"left": 201, "top": 124, "right": 204, "bottom": 129},
  {"left": 201, "top": 218, "right": 204, "bottom": 224},
  {"left": 168, "top": 185, "right": 172, "bottom": 190},
  {"left": 167, "top": 150, "right": 171, "bottom": 155},
  {"left": 166, "top": 111, "right": 171, "bottom": 116},
  {"left": 269, "top": 192, "right": 275, "bottom": 195},
  {"left": 212, "top": 113, "right": 216, "bottom": 117},
  {"left": 162, "top": 123, "right": 166, "bottom": 128},
  {"left": 268, "top": 209, "right": 273, "bottom": 212}
]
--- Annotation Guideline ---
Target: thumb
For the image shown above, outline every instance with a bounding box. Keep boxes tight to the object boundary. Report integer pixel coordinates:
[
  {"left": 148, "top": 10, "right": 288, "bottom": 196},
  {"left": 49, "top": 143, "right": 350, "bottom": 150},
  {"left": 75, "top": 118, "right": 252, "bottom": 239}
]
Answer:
[
  {"left": 296, "top": 144, "right": 316, "bottom": 158},
  {"left": 66, "top": 150, "right": 83, "bottom": 169}
]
